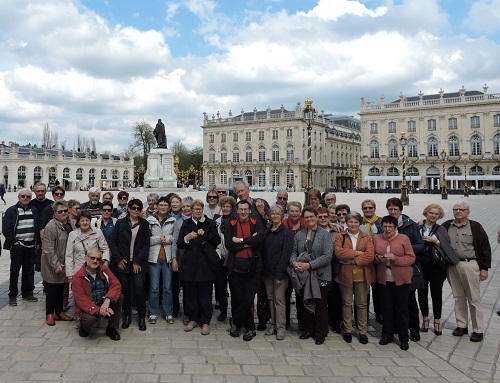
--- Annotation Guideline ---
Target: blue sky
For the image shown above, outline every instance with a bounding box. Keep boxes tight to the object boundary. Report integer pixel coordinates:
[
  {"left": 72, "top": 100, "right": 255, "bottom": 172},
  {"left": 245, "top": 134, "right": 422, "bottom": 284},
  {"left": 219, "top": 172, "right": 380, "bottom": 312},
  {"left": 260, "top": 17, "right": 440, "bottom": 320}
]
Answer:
[{"left": 1, "top": 0, "right": 500, "bottom": 153}]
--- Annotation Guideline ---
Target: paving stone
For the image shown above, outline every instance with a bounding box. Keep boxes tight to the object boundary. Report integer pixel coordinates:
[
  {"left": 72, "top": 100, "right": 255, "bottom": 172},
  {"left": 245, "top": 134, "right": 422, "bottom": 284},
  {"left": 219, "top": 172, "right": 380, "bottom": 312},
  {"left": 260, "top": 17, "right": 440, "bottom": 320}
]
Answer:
[
  {"left": 183, "top": 363, "right": 214, "bottom": 374},
  {"left": 214, "top": 363, "right": 242, "bottom": 374},
  {"left": 126, "top": 373, "right": 159, "bottom": 382},
  {"left": 242, "top": 364, "right": 274, "bottom": 375}
]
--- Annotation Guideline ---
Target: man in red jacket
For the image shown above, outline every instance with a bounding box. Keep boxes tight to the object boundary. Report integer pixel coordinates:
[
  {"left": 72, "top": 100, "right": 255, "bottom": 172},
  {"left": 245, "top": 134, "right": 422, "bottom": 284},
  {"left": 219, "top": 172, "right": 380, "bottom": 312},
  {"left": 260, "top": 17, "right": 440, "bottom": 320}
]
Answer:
[{"left": 72, "top": 248, "right": 123, "bottom": 340}]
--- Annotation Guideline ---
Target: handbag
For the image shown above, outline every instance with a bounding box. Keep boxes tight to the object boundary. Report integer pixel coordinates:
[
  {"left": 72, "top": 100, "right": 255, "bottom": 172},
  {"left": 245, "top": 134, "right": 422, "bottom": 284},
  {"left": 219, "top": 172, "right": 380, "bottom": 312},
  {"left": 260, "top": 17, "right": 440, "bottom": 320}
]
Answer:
[
  {"left": 202, "top": 242, "right": 220, "bottom": 272},
  {"left": 430, "top": 245, "right": 448, "bottom": 271}
]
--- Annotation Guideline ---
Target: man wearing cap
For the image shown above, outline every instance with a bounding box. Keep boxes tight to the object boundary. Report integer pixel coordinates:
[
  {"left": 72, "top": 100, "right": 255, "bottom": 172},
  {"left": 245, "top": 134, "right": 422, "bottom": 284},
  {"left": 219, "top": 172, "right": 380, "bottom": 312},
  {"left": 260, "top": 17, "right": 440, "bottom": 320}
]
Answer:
[{"left": 112, "top": 191, "right": 129, "bottom": 219}]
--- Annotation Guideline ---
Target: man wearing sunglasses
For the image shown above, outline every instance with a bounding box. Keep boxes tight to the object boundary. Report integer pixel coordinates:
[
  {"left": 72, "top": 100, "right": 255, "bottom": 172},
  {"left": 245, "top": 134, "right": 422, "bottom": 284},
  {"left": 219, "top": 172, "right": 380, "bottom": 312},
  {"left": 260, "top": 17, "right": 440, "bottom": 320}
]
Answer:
[
  {"left": 96, "top": 201, "right": 117, "bottom": 245},
  {"left": 112, "top": 191, "right": 129, "bottom": 219},
  {"left": 72, "top": 248, "right": 123, "bottom": 341},
  {"left": 2, "top": 189, "right": 41, "bottom": 306},
  {"left": 39, "top": 185, "right": 66, "bottom": 231}
]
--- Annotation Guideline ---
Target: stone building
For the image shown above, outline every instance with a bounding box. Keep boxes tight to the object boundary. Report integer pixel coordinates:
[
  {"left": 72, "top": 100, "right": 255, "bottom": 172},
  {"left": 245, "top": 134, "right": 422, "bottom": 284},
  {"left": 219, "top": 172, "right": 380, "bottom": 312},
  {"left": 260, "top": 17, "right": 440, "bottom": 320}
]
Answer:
[
  {"left": 359, "top": 85, "right": 500, "bottom": 192},
  {"left": 0, "top": 142, "right": 134, "bottom": 191},
  {"left": 201, "top": 102, "right": 361, "bottom": 191}
]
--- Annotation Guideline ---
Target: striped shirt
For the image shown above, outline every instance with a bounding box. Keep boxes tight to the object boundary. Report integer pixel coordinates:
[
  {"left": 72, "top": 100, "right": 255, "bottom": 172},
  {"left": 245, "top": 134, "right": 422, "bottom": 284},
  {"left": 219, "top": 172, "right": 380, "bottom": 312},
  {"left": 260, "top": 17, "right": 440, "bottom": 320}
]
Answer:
[{"left": 16, "top": 207, "right": 36, "bottom": 248}]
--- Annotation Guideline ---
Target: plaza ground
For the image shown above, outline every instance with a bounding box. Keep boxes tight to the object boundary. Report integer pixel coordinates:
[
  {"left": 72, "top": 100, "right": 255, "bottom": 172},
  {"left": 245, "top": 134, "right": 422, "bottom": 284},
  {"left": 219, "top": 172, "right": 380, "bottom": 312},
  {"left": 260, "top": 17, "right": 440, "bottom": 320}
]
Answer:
[{"left": 0, "top": 190, "right": 499, "bottom": 382}]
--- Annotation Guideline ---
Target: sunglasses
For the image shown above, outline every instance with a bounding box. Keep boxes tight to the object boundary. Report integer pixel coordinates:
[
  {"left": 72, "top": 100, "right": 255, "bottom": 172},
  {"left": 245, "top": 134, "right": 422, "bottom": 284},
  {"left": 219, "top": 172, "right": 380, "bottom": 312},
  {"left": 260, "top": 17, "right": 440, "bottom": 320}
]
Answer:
[
  {"left": 208, "top": 195, "right": 218, "bottom": 199},
  {"left": 88, "top": 256, "right": 102, "bottom": 261},
  {"left": 118, "top": 196, "right": 127, "bottom": 200},
  {"left": 19, "top": 195, "right": 32, "bottom": 199},
  {"left": 129, "top": 206, "right": 141, "bottom": 211},
  {"left": 101, "top": 208, "right": 112, "bottom": 212},
  {"left": 54, "top": 192, "right": 65, "bottom": 196},
  {"left": 56, "top": 209, "right": 68, "bottom": 214},
  {"left": 277, "top": 197, "right": 288, "bottom": 201},
  {"left": 218, "top": 191, "right": 227, "bottom": 194}
]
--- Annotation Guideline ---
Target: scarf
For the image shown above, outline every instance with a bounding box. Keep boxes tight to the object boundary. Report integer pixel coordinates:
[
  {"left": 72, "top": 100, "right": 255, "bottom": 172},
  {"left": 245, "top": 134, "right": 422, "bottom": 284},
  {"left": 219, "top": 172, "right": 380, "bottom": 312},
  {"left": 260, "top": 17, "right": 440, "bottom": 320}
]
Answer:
[{"left": 363, "top": 214, "right": 379, "bottom": 237}]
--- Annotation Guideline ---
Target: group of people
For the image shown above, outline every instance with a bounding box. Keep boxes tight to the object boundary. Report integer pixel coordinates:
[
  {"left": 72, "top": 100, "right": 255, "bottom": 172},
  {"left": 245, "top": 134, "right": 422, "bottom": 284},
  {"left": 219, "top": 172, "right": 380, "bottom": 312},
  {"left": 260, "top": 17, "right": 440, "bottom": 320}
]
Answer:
[{"left": 1, "top": 182, "right": 493, "bottom": 348}]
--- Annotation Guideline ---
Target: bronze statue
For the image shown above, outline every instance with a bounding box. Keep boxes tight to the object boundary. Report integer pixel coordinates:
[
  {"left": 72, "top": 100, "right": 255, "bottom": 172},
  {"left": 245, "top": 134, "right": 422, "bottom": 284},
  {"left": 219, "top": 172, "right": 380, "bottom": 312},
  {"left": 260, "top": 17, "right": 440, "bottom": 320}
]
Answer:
[{"left": 153, "top": 119, "right": 167, "bottom": 148}]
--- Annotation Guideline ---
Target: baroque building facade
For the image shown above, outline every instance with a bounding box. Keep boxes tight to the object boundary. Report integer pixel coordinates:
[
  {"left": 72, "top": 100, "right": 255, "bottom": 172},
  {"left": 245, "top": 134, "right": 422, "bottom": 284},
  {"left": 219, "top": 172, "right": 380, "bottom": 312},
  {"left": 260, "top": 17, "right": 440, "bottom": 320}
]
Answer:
[
  {"left": 359, "top": 85, "right": 500, "bottom": 191},
  {"left": 0, "top": 142, "right": 134, "bottom": 191},
  {"left": 201, "top": 103, "right": 361, "bottom": 191}
]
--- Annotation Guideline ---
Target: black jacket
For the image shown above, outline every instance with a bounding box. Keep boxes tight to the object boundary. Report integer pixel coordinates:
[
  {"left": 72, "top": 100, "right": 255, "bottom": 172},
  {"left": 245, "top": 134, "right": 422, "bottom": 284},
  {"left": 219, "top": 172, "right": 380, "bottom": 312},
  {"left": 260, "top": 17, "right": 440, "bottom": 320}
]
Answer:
[
  {"left": 177, "top": 216, "right": 220, "bottom": 282},
  {"left": 225, "top": 217, "right": 265, "bottom": 275},
  {"left": 442, "top": 219, "right": 491, "bottom": 270},
  {"left": 261, "top": 224, "right": 294, "bottom": 280},
  {"left": 109, "top": 217, "right": 151, "bottom": 274},
  {"left": 2, "top": 202, "right": 40, "bottom": 250}
]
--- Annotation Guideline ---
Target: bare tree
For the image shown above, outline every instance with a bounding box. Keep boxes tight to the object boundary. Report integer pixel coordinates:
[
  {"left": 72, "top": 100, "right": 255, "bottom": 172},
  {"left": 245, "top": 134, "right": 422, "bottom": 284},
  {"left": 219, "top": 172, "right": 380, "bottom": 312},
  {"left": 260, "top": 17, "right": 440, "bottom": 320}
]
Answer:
[{"left": 131, "top": 120, "right": 155, "bottom": 165}]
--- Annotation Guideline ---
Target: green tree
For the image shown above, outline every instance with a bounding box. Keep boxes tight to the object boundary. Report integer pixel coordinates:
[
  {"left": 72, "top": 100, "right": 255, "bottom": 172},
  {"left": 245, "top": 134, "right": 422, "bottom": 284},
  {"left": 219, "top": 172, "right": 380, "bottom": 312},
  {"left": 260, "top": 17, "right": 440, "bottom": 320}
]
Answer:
[{"left": 171, "top": 140, "right": 203, "bottom": 170}]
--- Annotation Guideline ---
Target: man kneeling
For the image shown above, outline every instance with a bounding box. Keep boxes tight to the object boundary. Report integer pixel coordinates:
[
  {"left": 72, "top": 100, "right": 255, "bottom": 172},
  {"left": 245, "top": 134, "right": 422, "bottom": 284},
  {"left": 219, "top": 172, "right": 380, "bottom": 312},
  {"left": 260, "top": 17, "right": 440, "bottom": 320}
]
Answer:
[{"left": 72, "top": 247, "right": 123, "bottom": 340}]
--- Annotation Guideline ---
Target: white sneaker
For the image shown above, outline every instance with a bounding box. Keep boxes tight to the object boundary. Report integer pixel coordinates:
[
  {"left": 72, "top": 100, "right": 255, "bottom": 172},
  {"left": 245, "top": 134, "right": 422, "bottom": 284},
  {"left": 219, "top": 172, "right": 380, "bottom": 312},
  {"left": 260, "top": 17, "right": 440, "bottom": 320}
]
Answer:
[
  {"left": 166, "top": 315, "right": 174, "bottom": 324},
  {"left": 149, "top": 315, "right": 158, "bottom": 324}
]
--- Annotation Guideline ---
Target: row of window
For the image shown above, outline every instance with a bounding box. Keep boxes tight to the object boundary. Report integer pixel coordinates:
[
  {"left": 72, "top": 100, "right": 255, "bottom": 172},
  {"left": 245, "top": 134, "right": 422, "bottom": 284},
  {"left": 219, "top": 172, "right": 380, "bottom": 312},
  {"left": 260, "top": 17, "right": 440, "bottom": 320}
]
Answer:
[
  {"left": 370, "top": 115, "right": 500, "bottom": 134},
  {"left": 208, "top": 128, "right": 294, "bottom": 144},
  {"left": 208, "top": 144, "right": 295, "bottom": 163},
  {"left": 369, "top": 133, "right": 500, "bottom": 158},
  {"left": 367, "top": 165, "right": 493, "bottom": 176},
  {"left": 206, "top": 169, "right": 295, "bottom": 187},
  {"left": 3, "top": 166, "right": 129, "bottom": 181}
]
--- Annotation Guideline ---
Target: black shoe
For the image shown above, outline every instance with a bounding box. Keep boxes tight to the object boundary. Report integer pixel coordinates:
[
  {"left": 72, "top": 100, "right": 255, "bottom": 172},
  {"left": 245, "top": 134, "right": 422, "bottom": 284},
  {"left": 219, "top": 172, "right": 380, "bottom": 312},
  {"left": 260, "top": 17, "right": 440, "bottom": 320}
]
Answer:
[
  {"left": 379, "top": 337, "right": 393, "bottom": 345},
  {"left": 299, "top": 332, "right": 314, "bottom": 340},
  {"left": 470, "top": 332, "right": 483, "bottom": 342},
  {"left": 359, "top": 334, "right": 368, "bottom": 344},
  {"left": 106, "top": 326, "right": 121, "bottom": 341},
  {"left": 229, "top": 318, "right": 240, "bottom": 337},
  {"left": 452, "top": 327, "right": 468, "bottom": 337},
  {"left": 217, "top": 312, "right": 227, "bottom": 322},
  {"left": 343, "top": 333, "right": 352, "bottom": 343},
  {"left": 79, "top": 326, "right": 89, "bottom": 338},
  {"left": 243, "top": 332, "right": 253, "bottom": 341},
  {"left": 138, "top": 317, "right": 147, "bottom": 331},
  {"left": 410, "top": 332, "right": 420, "bottom": 342},
  {"left": 121, "top": 315, "right": 131, "bottom": 329},
  {"left": 315, "top": 337, "right": 324, "bottom": 345},
  {"left": 400, "top": 341, "right": 409, "bottom": 351},
  {"left": 497, "top": 311, "right": 500, "bottom": 316}
]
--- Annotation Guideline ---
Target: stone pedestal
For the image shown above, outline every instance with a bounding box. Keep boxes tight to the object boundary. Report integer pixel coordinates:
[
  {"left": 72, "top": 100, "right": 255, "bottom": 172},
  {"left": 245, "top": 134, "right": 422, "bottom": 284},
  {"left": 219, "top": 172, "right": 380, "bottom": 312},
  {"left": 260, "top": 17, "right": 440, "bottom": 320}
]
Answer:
[{"left": 144, "top": 148, "right": 177, "bottom": 188}]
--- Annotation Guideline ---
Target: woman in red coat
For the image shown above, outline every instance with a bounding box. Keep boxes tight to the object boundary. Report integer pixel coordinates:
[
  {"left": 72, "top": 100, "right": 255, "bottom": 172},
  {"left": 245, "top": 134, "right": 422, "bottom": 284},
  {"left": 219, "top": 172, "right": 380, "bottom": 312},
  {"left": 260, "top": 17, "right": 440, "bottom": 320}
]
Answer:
[
  {"left": 374, "top": 215, "right": 415, "bottom": 351},
  {"left": 335, "top": 212, "right": 375, "bottom": 344}
]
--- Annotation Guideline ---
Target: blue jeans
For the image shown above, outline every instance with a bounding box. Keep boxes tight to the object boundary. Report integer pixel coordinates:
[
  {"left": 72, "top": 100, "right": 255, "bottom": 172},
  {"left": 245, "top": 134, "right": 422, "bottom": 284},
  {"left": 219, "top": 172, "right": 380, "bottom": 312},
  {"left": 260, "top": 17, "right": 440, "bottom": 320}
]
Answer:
[{"left": 148, "top": 259, "right": 173, "bottom": 317}]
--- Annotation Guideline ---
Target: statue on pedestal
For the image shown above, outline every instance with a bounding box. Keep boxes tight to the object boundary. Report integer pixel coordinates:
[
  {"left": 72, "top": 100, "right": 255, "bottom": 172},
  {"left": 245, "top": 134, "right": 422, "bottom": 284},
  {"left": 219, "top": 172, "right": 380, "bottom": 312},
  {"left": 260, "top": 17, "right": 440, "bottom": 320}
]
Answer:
[{"left": 153, "top": 119, "right": 167, "bottom": 148}]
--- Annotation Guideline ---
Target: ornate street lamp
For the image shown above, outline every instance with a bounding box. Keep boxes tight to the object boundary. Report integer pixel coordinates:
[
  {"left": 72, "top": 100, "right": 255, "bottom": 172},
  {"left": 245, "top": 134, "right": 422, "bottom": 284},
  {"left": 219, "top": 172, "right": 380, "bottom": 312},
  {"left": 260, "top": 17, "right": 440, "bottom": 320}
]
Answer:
[
  {"left": 349, "top": 161, "right": 360, "bottom": 190},
  {"left": 399, "top": 132, "right": 409, "bottom": 205},
  {"left": 440, "top": 148, "right": 448, "bottom": 199},
  {"left": 303, "top": 98, "right": 316, "bottom": 205},
  {"left": 463, "top": 155, "right": 469, "bottom": 197}
]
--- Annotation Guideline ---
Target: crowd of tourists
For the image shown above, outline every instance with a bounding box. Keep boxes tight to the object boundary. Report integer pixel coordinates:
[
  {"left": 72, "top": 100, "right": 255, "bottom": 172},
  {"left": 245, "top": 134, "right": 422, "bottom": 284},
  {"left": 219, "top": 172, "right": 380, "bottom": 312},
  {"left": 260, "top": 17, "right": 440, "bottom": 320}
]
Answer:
[{"left": 1, "top": 182, "right": 496, "bottom": 348}]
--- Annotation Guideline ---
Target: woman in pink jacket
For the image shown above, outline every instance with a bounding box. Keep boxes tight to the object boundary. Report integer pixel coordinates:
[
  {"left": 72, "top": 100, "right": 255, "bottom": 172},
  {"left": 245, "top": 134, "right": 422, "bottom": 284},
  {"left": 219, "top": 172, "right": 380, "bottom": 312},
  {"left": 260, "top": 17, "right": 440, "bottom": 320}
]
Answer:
[
  {"left": 374, "top": 215, "right": 415, "bottom": 351},
  {"left": 335, "top": 212, "right": 375, "bottom": 344}
]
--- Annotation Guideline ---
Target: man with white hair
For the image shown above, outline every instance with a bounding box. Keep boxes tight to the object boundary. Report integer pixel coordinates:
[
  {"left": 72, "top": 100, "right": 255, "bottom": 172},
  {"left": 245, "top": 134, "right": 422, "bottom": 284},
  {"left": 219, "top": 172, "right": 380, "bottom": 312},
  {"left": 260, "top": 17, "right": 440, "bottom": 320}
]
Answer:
[
  {"left": 442, "top": 202, "right": 491, "bottom": 342},
  {"left": 2, "top": 189, "right": 40, "bottom": 306},
  {"left": 80, "top": 187, "right": 102, "bottom": 224}
]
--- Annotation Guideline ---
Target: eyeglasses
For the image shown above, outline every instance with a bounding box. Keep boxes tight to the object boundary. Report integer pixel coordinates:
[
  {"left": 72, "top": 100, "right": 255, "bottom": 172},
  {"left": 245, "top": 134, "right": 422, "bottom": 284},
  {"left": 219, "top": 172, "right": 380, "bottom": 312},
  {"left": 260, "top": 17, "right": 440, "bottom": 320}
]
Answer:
[
  {"left": 101, "top": 208, "right": 112, "bottom": 212},
  {"left": 277, "top": 197, "right": 288, "bottom": 201},
  {"left": 56, "top": 209, "right": 68, "bottom": 214},
  {"left": 19, "top": 195, "right": 32, "bottom": 199},
  {"left": 118, "top": 196, "right": 127, "bottom": 200},
  {"left": 129, "top": 206, "right": 141, "bottom": 211},
  {"left": 452, "top": 208, "right": 468, "bottom": 212},
  {"left": 54, "top": 192, "right": 65, "bottom": 196},
  {"left": 362, "top": 206, "right": 374, "bottom": 210},
  {"left": 88, "top": 256, "right": 102, "bottom": 261},
  {"left": 207, "top": 195, "right": 218, "bottom": 199}
]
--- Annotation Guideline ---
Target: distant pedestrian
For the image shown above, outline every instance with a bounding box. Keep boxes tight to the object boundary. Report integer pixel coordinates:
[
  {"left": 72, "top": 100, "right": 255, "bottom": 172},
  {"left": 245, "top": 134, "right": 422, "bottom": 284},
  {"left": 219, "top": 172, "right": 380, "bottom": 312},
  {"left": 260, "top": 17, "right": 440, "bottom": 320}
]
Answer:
[{"left": 0, "top": 182, "right": 6, "bottom": 204}]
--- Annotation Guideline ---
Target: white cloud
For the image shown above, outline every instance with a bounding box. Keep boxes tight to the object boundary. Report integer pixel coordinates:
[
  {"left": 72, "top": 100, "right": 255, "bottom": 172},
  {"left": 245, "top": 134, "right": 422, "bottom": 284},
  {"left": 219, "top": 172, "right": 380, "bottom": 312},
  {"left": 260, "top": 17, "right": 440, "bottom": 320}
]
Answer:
[
  {"left": 1, "top": 0, "right": 500, "bottom": 153},
  {"left": 464, "top": 0, "right": 500, "bottom": 34}
]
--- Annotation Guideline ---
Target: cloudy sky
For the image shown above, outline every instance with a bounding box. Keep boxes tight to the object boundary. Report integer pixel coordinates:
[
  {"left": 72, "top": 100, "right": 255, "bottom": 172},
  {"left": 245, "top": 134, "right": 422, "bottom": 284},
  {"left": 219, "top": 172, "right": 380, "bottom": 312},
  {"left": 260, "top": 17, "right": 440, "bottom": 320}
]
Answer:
[{"left": 1, "top": 0, "right": 500, "bottom": 154}]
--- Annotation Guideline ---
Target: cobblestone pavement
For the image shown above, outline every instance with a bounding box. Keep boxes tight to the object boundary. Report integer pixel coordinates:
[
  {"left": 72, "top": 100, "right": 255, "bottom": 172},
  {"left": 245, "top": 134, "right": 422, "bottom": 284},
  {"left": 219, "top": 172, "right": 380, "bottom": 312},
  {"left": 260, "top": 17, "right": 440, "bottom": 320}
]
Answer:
[{"left": 0, "top": 190, "right": 499, "bottom": 382}]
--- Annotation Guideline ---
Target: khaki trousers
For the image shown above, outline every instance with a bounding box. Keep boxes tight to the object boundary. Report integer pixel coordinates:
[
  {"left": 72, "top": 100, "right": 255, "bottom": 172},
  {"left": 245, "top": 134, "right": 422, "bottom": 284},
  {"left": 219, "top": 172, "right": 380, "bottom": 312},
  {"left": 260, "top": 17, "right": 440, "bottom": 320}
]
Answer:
[
  {"left": 263, "top": 276, "right": 288, "bottom": 331},
  {"left": 339, "top": 282, "right": 368, "bottom": 335},
  {"left": 447, "top": 261, "right": 483, "bottom": 333}
]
